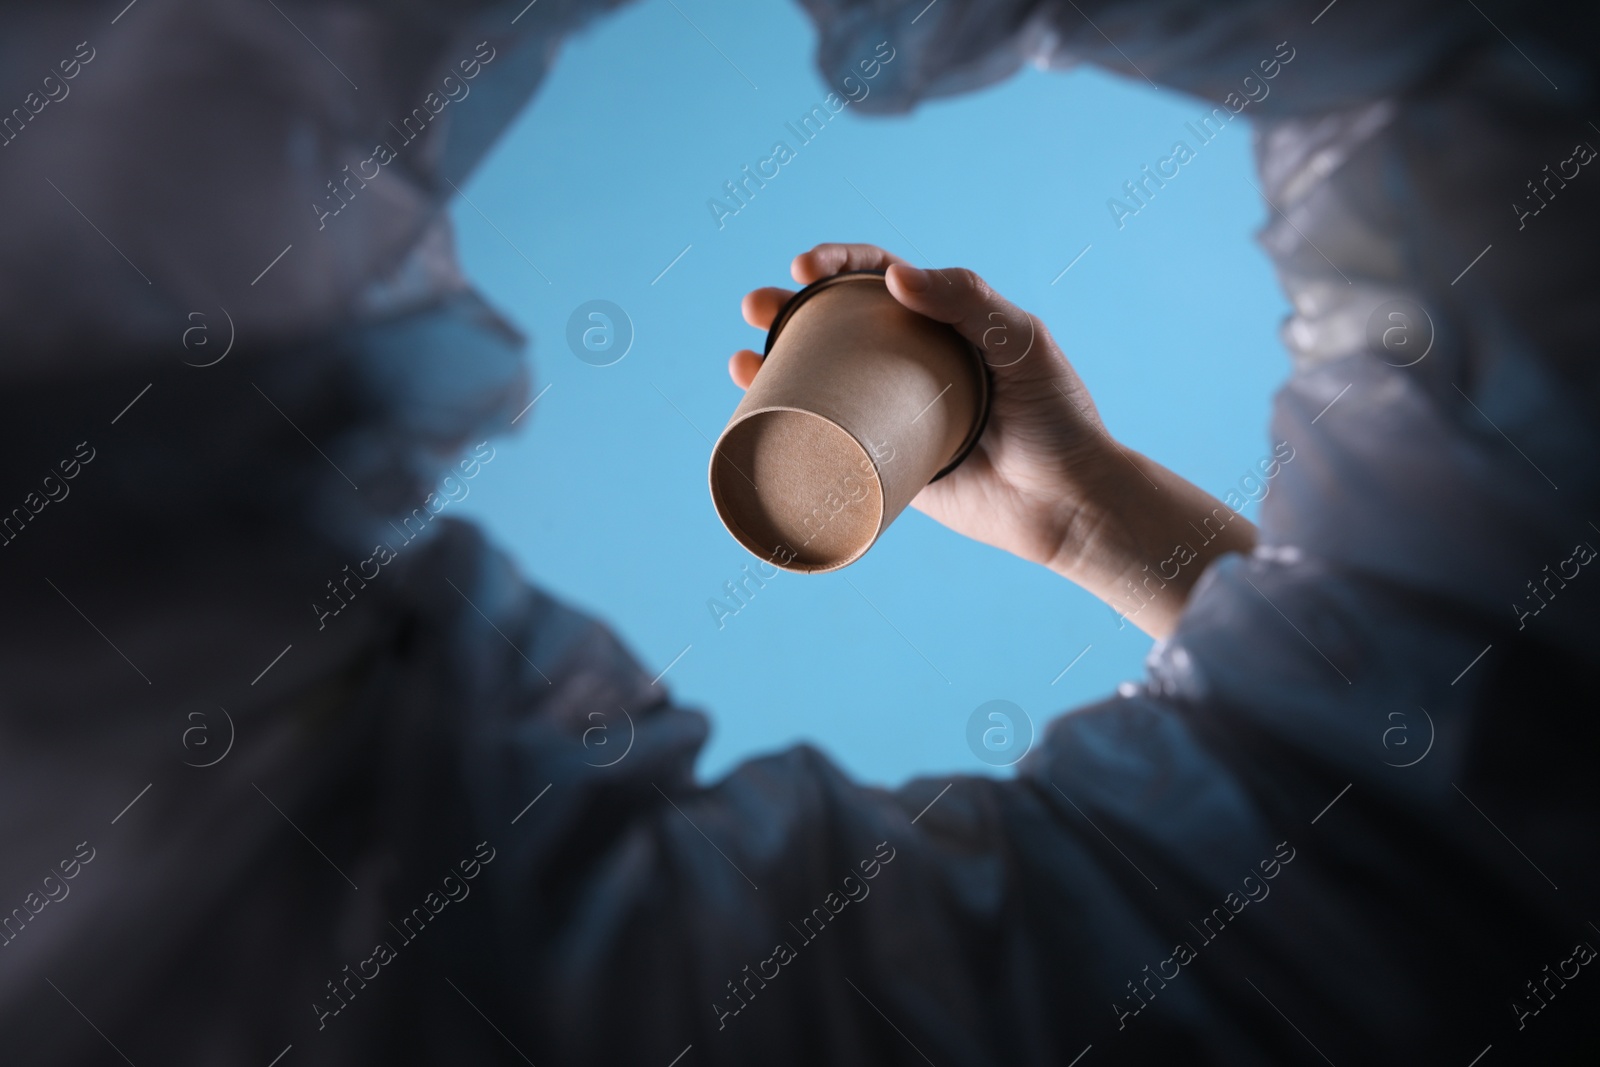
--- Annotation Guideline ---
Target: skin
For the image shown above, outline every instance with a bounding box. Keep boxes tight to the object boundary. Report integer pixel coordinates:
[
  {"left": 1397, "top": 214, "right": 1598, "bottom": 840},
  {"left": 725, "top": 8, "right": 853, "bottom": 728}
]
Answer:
[{"left": 728, "top": 243, "right": 1257, "bottom": 640}]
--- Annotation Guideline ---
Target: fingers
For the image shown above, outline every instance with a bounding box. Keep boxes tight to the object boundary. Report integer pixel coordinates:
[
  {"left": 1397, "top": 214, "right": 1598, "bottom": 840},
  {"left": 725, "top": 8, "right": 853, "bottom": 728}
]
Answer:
[
  {"left": 728, "top": 350, "right": 762, "bottom": 390},
  {"left": 736, "top": 244, "right": 908, "bottom": 391},
  {"left": 740, "top": 247, "right": 1037, "bottom": 393},
  {"left": 733, "top": 283, "right": 789, "bottom": 392},
  {"left": 884, "top": 263, "right": 1045, "bottom": 375},
  {"left": 792, "top": 243, "right": 907, "bottom": 285},
  {"left": 741, "top": 287, "right": 794, "bottom": 330}
]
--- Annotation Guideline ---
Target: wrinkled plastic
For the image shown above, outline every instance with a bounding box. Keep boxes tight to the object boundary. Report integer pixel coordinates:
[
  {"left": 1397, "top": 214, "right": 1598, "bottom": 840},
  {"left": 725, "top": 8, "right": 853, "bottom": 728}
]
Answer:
[{"left": 0, "top": 1, "right": 1596, "bottom": 1064}]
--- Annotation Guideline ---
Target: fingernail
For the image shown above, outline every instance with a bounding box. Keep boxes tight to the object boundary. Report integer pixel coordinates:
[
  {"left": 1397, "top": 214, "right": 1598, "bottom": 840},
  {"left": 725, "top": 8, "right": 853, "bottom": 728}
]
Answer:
[{"left": 895, "top": 265, "right": 930, "bottom": 292}]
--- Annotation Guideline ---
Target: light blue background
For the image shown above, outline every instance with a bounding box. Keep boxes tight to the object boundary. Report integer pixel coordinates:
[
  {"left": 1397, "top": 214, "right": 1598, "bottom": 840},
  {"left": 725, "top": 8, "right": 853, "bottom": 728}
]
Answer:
[{"left": 450, "top": 0, "right": 1289, "bottom": 786}]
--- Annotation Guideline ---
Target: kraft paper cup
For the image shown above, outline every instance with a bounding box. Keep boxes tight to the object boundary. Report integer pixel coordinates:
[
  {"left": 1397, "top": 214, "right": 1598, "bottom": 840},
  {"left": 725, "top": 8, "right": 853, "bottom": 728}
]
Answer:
[{"left": 708, "top": 271, "right": 990, "bottom": 573}]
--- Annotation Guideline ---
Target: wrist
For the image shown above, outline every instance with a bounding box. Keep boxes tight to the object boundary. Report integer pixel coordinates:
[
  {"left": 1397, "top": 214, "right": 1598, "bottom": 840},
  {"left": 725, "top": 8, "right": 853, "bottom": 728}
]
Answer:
[
  {"left": 1040, "top": 441, "right": 1155, "bottom": 585},
  {"left": 1044, "top": 446, "right": 1258, "bottom": 639}
]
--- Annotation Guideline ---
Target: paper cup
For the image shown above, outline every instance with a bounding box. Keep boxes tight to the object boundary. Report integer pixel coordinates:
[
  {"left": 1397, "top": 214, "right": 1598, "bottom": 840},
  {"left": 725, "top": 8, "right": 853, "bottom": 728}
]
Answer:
[{"left": 708, "top": 271, "right": 990, "bottom": 573}]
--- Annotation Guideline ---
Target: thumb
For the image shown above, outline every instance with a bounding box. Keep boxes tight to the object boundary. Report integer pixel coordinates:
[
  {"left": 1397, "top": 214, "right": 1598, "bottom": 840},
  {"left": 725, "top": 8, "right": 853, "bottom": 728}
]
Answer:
[{"left": 885, "top": 263, "right": 1040, "bottom": 374}]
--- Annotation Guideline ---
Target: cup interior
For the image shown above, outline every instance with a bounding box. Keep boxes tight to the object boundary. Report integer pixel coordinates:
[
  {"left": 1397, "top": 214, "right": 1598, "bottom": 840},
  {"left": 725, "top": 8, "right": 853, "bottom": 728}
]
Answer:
[{"left": 709, "top": 408, "right": 885, "bottom": 573}]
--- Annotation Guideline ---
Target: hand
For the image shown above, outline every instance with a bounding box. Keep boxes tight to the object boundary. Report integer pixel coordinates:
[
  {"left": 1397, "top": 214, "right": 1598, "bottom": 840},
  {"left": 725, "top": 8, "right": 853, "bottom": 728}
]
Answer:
[{"left": 729, "top": 243, "right": 1257, "bottom": 639}]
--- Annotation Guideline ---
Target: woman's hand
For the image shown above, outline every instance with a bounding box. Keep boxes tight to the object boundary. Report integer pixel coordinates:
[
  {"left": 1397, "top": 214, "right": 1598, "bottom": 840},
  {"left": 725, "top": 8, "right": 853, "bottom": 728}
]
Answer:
[{"left": 729, "top": 243, "right": 1257, "bottom": 639}]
